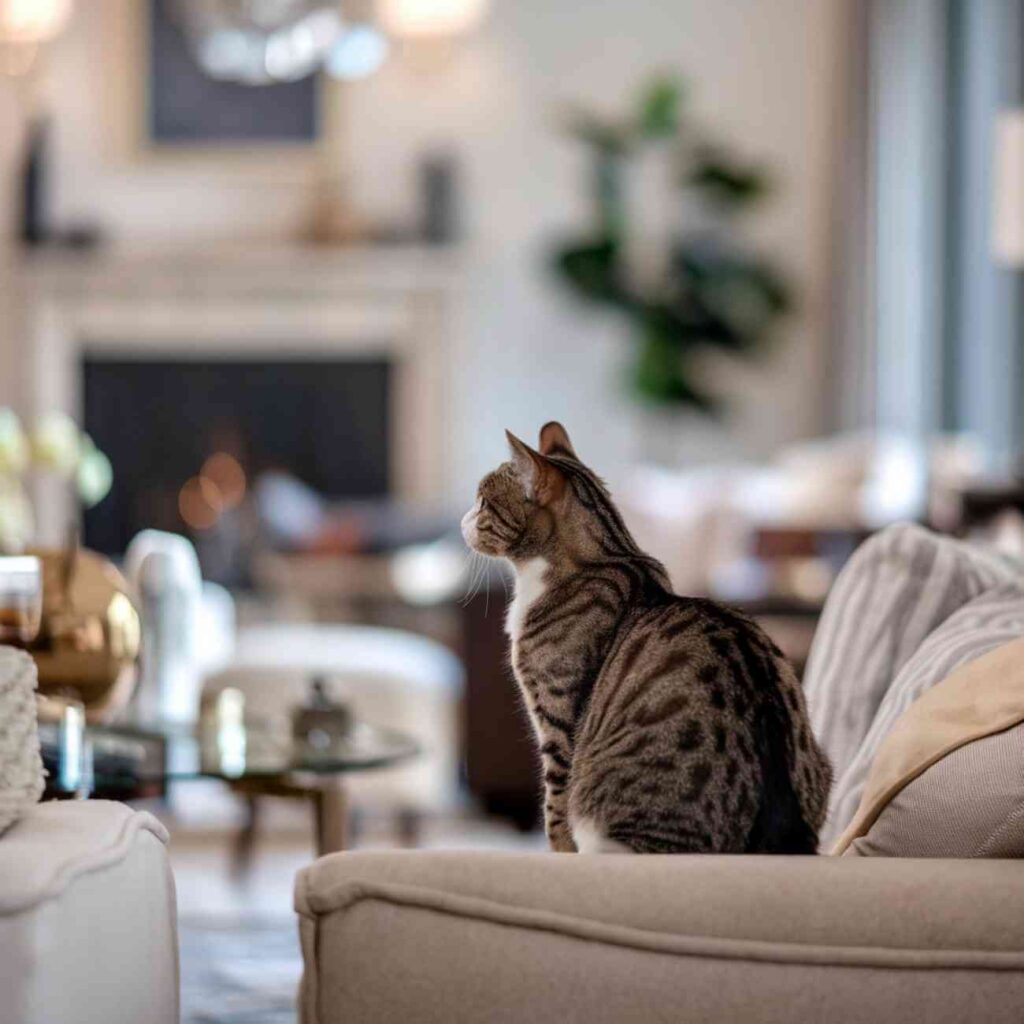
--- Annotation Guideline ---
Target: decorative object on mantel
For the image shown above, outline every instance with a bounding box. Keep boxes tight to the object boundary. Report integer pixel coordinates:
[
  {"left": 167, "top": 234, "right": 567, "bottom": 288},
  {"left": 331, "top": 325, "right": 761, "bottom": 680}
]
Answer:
[
  {"left": 419, "top": 148, "right": 460, "bottom": 244},
  {"left": 0, "top": 409, "right": 112, "bottom": 555},
  {"left": 16, "top": 114, "right": 103, "bottom": 250},
  {"left": 2, "top": 0, "right": 101, "bottom": 249},
  {"left": 551, "top": 75, "right": 792, "bottom": 413},
  {"left": 26, "top": 541, "right": 141, "bottom": 723}
]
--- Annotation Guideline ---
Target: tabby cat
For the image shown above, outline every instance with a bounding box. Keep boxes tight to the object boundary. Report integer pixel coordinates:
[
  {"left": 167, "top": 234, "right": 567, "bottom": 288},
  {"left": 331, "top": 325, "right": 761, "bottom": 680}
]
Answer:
[{"left": 462, "top": 422, "right": 832, "bottom": 854}]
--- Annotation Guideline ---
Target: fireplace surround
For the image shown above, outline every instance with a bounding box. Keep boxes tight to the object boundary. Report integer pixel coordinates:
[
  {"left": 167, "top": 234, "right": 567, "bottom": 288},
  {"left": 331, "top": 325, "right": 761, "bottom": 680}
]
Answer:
[{"left": 13, "top": 244, "right": 460, "bottom": 547}]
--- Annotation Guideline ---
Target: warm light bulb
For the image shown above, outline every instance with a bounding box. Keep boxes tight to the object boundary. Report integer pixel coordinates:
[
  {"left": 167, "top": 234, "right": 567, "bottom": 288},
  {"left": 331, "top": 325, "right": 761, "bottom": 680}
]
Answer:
[
  {"left": 378, "top": 0, "right": 488, "bottom": 38},
  {"left": 0, "top": 0, "right": 73, "bottom": 43}
]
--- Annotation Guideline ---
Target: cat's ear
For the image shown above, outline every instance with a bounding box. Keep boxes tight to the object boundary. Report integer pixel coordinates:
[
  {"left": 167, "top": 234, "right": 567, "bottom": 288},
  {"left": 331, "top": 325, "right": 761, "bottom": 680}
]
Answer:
[
  {"left": 506, "top": 429, "right": 565, "bottom": 506},
  {"left": 538, "top": 421, "right": 576, "bottom": 458}
]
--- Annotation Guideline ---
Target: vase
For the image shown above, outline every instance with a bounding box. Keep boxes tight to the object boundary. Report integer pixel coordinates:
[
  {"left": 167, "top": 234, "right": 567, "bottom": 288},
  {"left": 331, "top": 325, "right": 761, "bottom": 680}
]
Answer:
[{"left": 25, "top": 546, "right": 142, "bottom": 722}]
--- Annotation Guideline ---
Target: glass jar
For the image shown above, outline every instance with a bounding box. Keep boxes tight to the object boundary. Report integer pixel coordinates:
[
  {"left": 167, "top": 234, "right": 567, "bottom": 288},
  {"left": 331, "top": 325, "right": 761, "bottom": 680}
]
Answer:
[{"left": 0, "top": 555, "right": 42, "bottom": 644}]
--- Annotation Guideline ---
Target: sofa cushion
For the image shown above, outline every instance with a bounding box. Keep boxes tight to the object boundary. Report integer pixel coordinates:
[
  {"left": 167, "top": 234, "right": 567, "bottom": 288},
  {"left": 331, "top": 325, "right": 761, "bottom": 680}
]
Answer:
[
  {"left": 803, "top": 523, "right": 1024, "bottom": 844},
  {"left": 826, "top": 584, "right": 1024, "bottom": 839},
  {"left": 295, "top": 849, "right": 1024, "bottom": 1024},
  {"left": 832, "top": 637, "right": 1024, "bottom": 857}
]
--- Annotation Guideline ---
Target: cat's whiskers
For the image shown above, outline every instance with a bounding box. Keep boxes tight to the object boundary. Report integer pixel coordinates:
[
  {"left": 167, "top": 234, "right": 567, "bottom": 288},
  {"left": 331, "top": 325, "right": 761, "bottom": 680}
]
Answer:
[{"left": 460, "top": 549, "right": 489, "bottom": 607}]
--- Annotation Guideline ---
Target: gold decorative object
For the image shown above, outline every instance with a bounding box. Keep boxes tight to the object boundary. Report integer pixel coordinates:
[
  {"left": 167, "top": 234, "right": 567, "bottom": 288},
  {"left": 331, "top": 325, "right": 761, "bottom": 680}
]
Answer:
[{"left": 27, "top": 545, "right": 142, "bottom": 721}]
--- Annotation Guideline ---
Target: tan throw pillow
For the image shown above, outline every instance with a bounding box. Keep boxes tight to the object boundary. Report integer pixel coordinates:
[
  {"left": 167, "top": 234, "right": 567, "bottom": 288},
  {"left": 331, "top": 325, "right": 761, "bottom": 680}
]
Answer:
[
  {"left": 845, "top": 723, "right": 1024, "bottom": 857},
  {"left": 832, "top": 636, "right": 1024, "bottom": 857}
]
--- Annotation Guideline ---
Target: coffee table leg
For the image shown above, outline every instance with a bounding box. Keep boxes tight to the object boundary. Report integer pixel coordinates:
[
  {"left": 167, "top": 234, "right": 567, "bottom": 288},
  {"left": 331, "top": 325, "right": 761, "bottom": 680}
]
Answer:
[{"left": 313, "top": 779, "right": 347, "bottom": 856}]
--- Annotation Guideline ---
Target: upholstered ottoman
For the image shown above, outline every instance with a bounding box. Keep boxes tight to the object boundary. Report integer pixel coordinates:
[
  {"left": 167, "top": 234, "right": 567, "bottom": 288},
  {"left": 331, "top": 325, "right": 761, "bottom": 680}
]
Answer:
[{"left": 0, "top": 801, "right": 179, "bottom": 1024}]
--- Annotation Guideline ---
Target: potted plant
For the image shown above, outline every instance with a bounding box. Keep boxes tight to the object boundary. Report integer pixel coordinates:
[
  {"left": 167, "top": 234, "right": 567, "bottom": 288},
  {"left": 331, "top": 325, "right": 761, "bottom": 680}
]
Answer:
[{"left": 552, "top": 75, "right": 792, "bottom": 451}]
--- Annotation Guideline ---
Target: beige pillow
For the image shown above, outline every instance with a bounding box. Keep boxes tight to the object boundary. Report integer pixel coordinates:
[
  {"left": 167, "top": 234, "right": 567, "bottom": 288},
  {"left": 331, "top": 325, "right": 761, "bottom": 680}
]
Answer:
[{"left": 832, "top": 636, "right": 1024, "bottom": 857}]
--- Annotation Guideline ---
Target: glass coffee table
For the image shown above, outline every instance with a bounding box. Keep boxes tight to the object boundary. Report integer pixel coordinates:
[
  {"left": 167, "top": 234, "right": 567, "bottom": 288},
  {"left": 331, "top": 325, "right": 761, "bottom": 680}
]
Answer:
[{"left": 40, "top": 716, "right": 420, "bottom": 857}]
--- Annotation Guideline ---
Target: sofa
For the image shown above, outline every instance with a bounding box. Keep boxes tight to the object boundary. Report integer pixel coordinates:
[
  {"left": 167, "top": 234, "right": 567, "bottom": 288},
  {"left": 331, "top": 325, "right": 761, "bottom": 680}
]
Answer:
[
  {"left": 295, "top": 849, "right": 1024, "bottom": 1023},
  {"left": 294, "top": 524, "right": 1024, "bottom": 1023},
  {"left": 0, "top": 800, "right": 179, "bottom": 1024}
]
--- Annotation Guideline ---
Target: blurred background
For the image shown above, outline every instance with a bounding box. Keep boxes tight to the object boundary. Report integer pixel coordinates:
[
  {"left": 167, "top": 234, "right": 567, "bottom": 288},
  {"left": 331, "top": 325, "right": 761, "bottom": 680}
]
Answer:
[{"left": 2, "top": 2, "right": 1024, "bottom": 1019}]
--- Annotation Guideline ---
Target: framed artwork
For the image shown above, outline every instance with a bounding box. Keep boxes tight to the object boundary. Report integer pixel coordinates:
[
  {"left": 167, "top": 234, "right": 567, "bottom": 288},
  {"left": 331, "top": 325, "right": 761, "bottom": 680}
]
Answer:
[{"left": 146, "top": 0, "right": 319, "bottom": 146}]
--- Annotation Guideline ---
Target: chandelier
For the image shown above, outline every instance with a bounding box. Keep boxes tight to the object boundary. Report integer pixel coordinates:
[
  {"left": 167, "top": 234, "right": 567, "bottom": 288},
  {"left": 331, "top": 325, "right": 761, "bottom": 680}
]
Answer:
[
  {"left": 172, "top": 1, "right": 345, "bottom": 85},
  {"left": 172, "top": 0, "right": 488, "bottom": 85}
]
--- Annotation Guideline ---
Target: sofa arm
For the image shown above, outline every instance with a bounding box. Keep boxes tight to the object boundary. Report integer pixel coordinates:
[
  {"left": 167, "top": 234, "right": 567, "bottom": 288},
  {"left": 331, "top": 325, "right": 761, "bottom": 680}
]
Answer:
[
  {"left": 296, "top": 850, "right": 1024, "bottom": 1024},
  {"left": 0, "top": 801, "right": 178, "bottom": 1024}
]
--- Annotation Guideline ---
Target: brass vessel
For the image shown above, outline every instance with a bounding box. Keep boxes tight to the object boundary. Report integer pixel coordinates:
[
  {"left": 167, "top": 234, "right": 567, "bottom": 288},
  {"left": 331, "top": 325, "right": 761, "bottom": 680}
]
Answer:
[{"left": 27, "top": 546, "right": 142, "bottom": 721}]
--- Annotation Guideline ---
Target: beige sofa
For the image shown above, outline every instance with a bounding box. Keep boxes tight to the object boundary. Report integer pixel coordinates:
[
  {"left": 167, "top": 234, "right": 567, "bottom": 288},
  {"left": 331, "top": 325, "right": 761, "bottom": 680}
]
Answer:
[
  {"left": 295, "top": 849, "right": 1024, "bottom": 1023},
  {"left": 295, "top": 525, "right": 1024, "bottom": 1022}
]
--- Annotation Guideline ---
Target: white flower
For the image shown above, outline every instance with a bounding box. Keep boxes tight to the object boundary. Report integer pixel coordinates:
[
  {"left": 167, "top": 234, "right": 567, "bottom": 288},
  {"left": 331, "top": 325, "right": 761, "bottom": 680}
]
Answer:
[
  {"left": 77, "top": 447, "right": 113, "bottom": 508},
  {"left": 0, "top": 408, "right": 29, "bottom": 475},
  {"left": 0, "top": 476, "right": 34, "bottom": 554},
  {"left": 31, "top": 411, "right": 81, "bottom": 475}
]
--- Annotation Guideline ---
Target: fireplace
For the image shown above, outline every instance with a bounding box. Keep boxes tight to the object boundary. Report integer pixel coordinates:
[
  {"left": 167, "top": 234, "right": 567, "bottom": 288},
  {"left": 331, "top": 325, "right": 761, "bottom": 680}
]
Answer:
[
  {"left": 82, "top": 356, "right": 392, "bottom": 565},
  {"left": 21, "top": 245, "right": 456, "bottom": 550}
]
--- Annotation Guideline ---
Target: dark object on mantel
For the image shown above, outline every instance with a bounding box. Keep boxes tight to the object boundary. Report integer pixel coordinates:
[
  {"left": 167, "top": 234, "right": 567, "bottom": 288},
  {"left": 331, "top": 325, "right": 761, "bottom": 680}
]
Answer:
[
  {"left": 19, "top": 117, "right": 104, "bottom": 251},
  {"left": 419, "top": 150, "right": 460, "bottom": 245},
  {"left": 19, "top": 117, "right": 48, "bottom": 246}
]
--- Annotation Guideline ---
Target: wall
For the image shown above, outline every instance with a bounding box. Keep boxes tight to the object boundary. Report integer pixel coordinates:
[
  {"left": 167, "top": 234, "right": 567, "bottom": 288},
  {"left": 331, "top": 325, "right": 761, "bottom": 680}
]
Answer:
[{"left": 0, "top": 0, "right": 848, "bottom": 505}]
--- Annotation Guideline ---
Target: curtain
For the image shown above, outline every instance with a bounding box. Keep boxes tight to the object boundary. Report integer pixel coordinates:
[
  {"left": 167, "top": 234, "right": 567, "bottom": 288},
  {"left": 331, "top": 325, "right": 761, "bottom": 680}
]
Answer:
[{"left": 836, "top": 0, "right": 1023, "bottom": 470}]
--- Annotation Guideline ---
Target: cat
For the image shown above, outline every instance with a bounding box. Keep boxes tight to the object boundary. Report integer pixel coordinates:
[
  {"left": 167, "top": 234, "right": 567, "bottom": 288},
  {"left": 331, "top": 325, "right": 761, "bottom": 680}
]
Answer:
[{"left": 461, "top": 421, "right": 832, "bottom": 854}]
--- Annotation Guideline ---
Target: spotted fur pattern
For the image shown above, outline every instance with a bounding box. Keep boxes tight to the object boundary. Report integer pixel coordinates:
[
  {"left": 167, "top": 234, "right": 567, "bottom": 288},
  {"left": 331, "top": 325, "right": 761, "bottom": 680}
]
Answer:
[{"left": 462, "top": 422, "right": 832, "bottom": 854}]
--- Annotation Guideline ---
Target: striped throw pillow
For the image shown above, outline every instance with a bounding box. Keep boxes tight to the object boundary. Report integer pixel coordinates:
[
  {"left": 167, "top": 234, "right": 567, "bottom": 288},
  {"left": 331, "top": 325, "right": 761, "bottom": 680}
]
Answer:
[{"left": 803, "top": 522, "right": 1024, "bottom": 847}]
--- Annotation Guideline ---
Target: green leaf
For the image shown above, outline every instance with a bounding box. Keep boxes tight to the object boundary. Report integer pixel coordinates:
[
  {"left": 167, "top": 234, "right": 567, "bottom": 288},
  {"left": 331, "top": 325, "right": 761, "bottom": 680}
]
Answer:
[
  {"left": 687, "top": 145, "right": 771, "bottom": 210},
  {"left": 631, "top": 322, "right": 719, "bottom": 413},
  {"left": 637, "top": 76, "right": 682, "bottom": 139},
  {"left": 552, "top": 239, "right": 630, "bottom": 306}
]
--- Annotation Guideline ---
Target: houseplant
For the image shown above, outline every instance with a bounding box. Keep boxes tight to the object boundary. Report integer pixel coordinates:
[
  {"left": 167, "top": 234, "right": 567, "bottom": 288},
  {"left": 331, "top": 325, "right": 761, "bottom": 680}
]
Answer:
[{"left": 552, "top": 75, "right": 791, "bottom": 415}]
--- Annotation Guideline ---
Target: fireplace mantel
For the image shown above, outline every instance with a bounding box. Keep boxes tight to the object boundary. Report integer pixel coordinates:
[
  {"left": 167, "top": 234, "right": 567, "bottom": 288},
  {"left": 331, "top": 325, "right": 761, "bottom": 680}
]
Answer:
[{"left": 7, "top": 243, "right": 462, "bottom": 544}]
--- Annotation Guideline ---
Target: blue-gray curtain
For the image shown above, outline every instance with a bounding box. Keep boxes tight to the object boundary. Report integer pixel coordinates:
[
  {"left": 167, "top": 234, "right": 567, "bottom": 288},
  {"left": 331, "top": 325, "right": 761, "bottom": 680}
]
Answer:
[{"left": 840, "top": 0, "right": 1023, "bottom": 469}]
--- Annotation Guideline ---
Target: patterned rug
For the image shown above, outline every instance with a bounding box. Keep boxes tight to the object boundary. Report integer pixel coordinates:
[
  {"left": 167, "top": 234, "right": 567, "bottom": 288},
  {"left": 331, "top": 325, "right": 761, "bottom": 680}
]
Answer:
[{"left": 179, "top": 916, "right": 302, "bottom": 1024}]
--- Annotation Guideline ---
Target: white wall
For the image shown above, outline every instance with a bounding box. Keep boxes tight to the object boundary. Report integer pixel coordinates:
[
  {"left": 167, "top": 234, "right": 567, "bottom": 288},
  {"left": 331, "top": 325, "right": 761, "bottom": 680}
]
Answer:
[{"left": 0, "top": 0, "right": 847, "bottom": 505}]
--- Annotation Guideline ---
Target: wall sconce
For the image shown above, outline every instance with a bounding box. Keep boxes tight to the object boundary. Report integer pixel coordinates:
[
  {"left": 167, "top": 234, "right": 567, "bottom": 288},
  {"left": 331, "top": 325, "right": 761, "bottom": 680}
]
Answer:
[
  {"left": 0, "top": 0, "right": 74, "bottom": 76},
  {"left": 377, "top": 0, "right": 489, "bottom": 39}
]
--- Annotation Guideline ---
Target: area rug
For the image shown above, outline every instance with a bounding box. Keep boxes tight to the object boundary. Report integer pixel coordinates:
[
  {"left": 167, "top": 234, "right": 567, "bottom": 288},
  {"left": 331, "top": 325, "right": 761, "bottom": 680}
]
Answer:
[{"left": 179, "top": 915, "right": 302, "bottom": 1024}]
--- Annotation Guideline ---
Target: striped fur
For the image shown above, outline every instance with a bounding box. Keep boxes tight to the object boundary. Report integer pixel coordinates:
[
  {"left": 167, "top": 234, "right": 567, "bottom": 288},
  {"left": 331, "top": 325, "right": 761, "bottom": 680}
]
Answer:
[{"left": 462, "top": 422, "right": 832, "bottom": 854}]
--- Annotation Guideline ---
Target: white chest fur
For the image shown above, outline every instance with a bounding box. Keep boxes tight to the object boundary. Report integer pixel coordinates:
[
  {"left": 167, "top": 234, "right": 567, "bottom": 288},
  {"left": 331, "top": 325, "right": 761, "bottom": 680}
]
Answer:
[{"left": 505, "top": 558, "right": 548, "bottom": 645}]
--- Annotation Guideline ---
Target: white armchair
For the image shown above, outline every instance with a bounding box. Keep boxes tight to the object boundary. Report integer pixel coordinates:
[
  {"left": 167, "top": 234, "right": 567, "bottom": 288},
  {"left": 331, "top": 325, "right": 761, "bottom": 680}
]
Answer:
[{"left": 0, "top": 800, "right": 179, "bottom": 1024}]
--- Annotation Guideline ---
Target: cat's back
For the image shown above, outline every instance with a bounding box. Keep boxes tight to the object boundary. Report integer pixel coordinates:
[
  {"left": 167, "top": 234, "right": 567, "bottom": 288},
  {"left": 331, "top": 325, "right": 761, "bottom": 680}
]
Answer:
[{"left": 572, "top": 594, "right": 831, "bottom": 853}]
